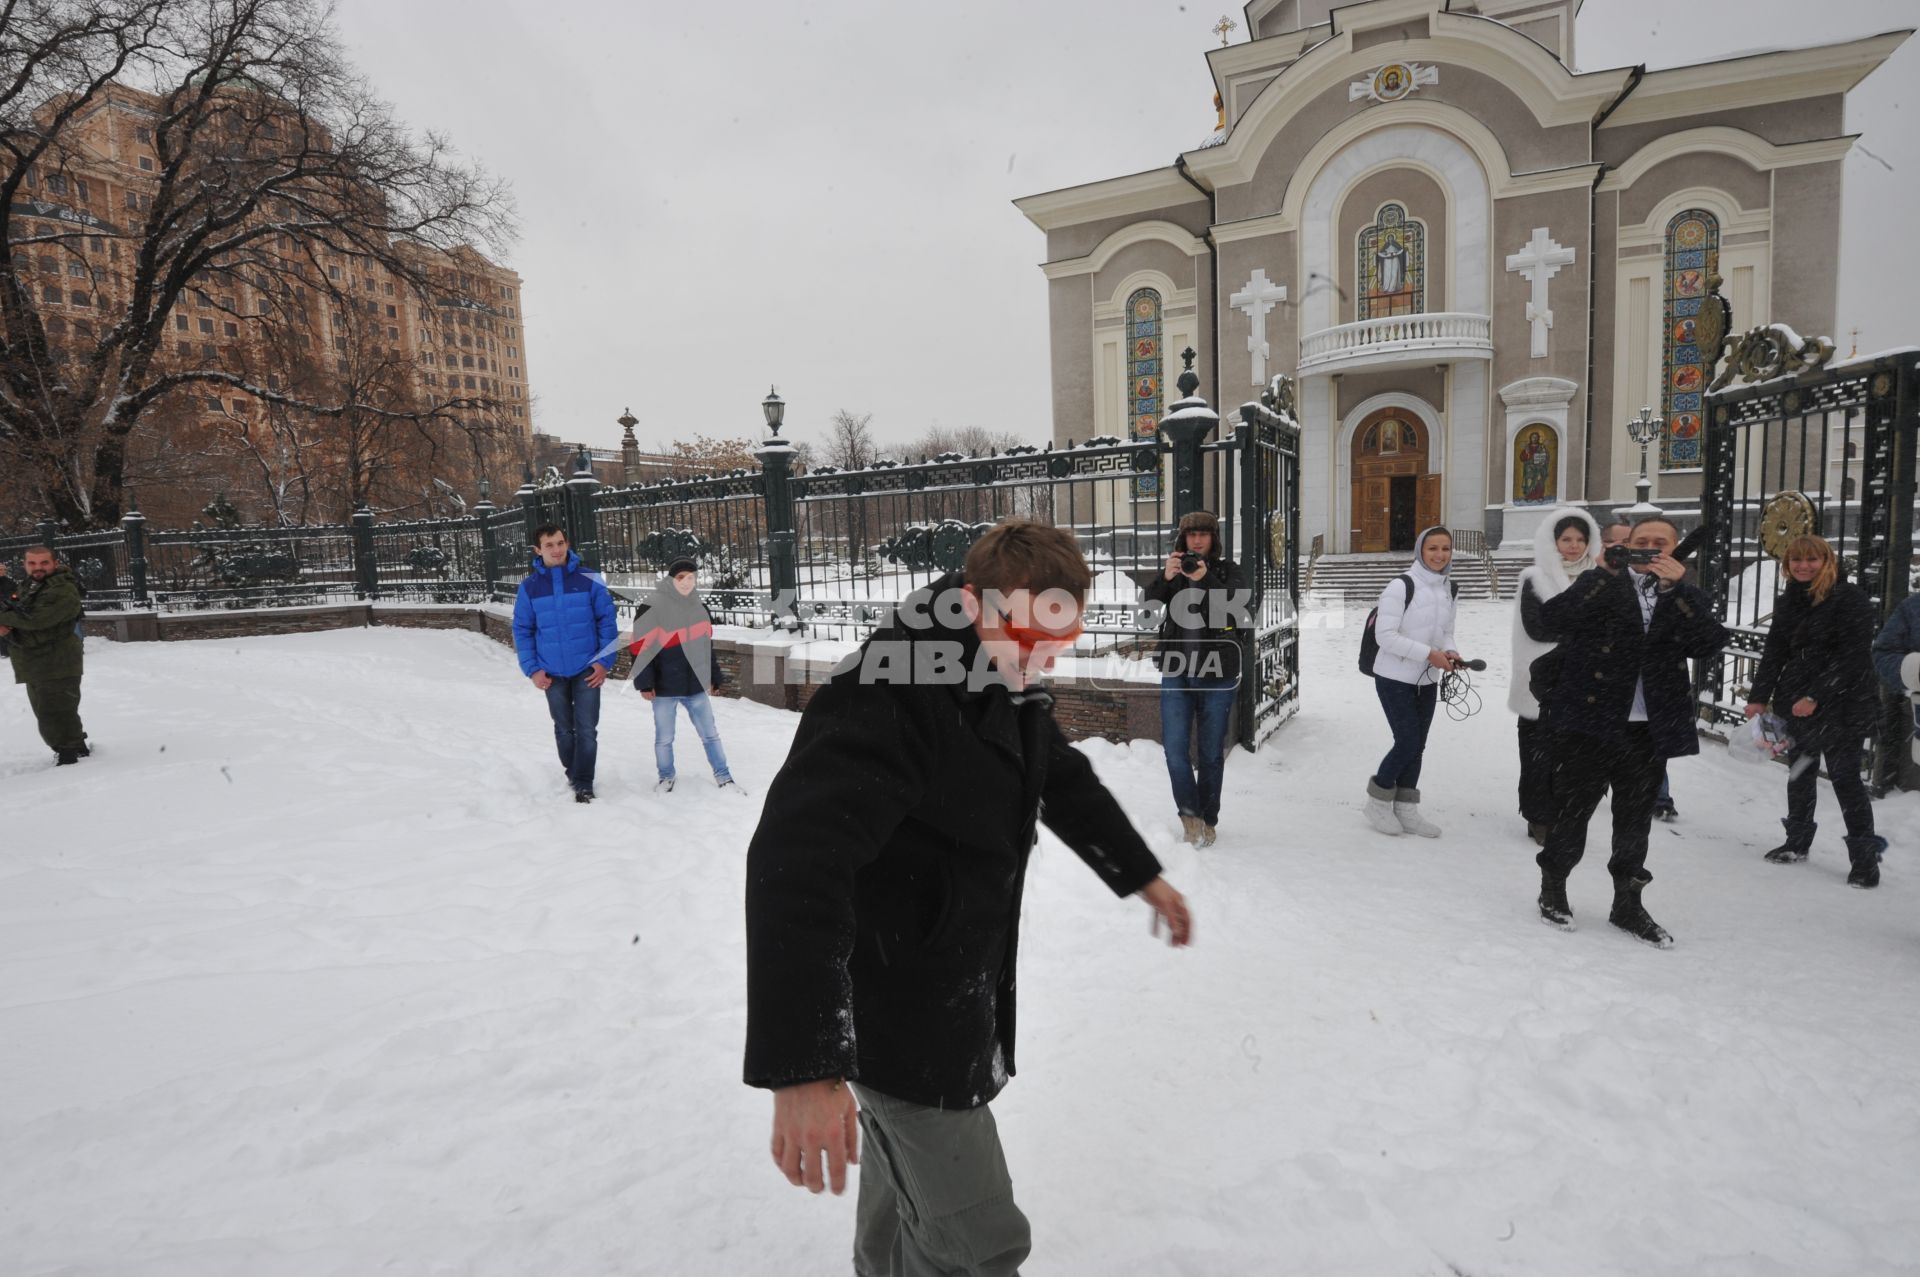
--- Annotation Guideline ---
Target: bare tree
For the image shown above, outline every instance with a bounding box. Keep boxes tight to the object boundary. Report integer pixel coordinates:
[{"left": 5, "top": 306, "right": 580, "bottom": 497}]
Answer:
[
  {"left": 897, "top": 423, "right": 1030, "bottom": 462},
  {"left": 822, "top": 408, "right": 876, "bottom": 471},
  {"left": 0, "top": 0, "right": 516, "bottom": 528},
  {"left": 664, "top": 432, "right": 757, "bottom": 479}
]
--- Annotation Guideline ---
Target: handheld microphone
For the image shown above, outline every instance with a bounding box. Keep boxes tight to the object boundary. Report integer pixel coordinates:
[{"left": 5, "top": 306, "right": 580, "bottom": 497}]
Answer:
[{"left": 1457, "top": 658, "right": 1487, "bottom": 671}]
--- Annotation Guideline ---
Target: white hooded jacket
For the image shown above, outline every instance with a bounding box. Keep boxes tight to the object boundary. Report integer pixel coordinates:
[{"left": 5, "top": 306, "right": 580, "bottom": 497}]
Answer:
[
  {"left": 1507, "top": 506, "right": 1604, "bottom": 717},
  {"left": 1372, "top": 527, "right": 1459, "bottom": 686}
]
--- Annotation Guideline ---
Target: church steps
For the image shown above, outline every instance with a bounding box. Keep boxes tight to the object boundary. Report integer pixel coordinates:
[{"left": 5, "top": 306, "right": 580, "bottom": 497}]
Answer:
[{"left": 1303, "top": 554, "right": 1530, "bottom": 604}]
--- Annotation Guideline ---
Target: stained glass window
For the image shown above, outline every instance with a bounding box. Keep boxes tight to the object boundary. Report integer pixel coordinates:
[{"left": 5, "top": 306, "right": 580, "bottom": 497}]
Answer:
[
  {"left": 1660, "top": 208, "right": 1718, "bottom": 469},
  {"left": 1357, "top": 203, "right": 1425, "bottom": 320},
  {"left": 1126, "top": 287, "right": 1163, "bottom": 499}
]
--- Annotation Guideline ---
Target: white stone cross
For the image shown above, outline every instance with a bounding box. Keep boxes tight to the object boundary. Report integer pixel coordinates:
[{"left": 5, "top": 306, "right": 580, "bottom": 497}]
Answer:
[
  {"left": 1506, "top": 227, "right": 1576, "bottom": 359},
  {"left": 1229, "top": 268, "right": 1288, "bottom": 385}
]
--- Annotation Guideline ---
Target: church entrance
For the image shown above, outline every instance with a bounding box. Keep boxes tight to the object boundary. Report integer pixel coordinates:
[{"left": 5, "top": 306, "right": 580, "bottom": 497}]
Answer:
[{"left": 1350, "top": 407, "right": 1440, "bottom": 553}]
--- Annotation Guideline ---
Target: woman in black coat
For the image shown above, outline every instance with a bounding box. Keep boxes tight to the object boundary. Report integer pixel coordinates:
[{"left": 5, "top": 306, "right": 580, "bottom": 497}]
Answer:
[{"left": 1743, "top": 534, "right": 1886, "bottom": 887}]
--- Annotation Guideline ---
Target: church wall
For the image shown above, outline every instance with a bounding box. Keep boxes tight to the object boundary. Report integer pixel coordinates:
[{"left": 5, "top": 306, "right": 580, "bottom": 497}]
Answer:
[
  {"left": 1596, "top": 96, "right": 1848, "bottom": 167},
  {"left": 1047, "top": 276, "right": 1094, "bottom": 444},
  {"left": 1353, "top": 20, "right": 1430, "bottom": 52},
  {"left": 1490, "top": 185, "right": 1592, "bottom": 504},
  {"left": 1588, "top": 190, "right": 1621, "bottom": 501},
  {"left": 1337, "top": 368, "right": 1445, "bottom": 420},
  {"left": 1770, "top": 160, "right": 1844, "bottom": 342},
  {"left": 1617, "top": 155, "right": 1770, "bottom": 228},
  {"left": 1214, "top": 230, "right": 1295, "bottom": 397},
  {"left": 1335, "top": 168, "right": 1449, "bottom": 323},
  {"left": 1092, "top": 241, "right": 1200, "bottom": 305},
  {"left": 1044, "top": 200, "right": 1211, "bottom": 264},
  {"left": 1229, "top": 75, "right": 1280, "bottom": 126},
  {"left": 1226, "top": 67, "right": 1586, "bottom": 223}
]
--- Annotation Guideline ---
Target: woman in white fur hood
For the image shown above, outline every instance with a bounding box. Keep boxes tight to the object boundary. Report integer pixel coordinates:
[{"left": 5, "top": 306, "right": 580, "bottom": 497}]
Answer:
[{"left": 1510, "top": 506, "right": 1603, "bottom": 844}]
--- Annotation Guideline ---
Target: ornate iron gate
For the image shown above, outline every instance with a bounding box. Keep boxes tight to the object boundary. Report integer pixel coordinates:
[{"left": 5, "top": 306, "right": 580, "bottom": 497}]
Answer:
[
  {"left": 1232, "top": 375, "right": 1303, "bottom": 749},
  {"left": 1697, "top": 328, "right": 1920, "bottom": 789}
]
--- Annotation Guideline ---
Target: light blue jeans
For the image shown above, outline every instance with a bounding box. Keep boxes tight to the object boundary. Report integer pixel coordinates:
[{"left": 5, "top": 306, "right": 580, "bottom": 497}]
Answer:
[{"left": 652, "top": 690, "right": 732, "bottom": 783}]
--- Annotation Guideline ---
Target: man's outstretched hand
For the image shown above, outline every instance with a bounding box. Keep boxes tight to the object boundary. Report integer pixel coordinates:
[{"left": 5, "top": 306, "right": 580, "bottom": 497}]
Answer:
[
  {"left": 771, "top": 1078, "right": 859, "bottom": 1195},
  {"left": 1140, "top": 876, "right": 1193, "bottom": 947}
]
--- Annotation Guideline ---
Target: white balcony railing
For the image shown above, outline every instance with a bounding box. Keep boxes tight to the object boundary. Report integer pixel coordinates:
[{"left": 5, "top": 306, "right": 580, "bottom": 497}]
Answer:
[{"left": 1298, "top": 312, "right": 1493, "bottom": 374}]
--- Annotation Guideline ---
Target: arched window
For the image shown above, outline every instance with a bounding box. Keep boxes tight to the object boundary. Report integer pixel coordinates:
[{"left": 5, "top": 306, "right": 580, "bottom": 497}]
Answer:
[
  {"left": 1660, "top": 208, "right": 1719, "bottom": 469},
  {"left": 1357, "top": 203, "right": 1425, "bottom": 320},
  {"left": 1126, "top": 287, "right": 1163, "bottom": 497}
]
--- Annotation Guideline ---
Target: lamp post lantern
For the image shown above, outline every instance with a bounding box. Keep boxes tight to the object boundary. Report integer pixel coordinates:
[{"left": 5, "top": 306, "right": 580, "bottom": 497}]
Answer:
[
  {"left": 1626, "top": 406, "right": 1664, "bottom": 513},
  {"left": 756, "top": 385, "right": 799, "bottom": 627}
]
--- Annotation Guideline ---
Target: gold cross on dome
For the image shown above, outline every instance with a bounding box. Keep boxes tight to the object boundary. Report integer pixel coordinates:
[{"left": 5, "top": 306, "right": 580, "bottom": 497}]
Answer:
[{"left": 1213, "top": 15, "right": 1237, "bottom": 45}]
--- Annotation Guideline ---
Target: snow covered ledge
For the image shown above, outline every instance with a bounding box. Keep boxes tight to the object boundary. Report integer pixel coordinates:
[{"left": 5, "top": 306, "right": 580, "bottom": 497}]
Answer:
[{"left": 79, "top": 604, "right": 1163, "bottom": 745}]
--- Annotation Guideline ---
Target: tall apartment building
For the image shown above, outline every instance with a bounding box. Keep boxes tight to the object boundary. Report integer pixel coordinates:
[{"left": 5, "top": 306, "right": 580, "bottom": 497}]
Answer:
[{"left": 7, "top": 83, "right": 533, "bottom": 523}]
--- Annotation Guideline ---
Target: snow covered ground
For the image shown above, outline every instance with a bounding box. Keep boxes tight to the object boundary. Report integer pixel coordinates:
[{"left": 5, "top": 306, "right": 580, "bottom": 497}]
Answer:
[{"left": 3, "top": 603, "right": 1918, "bottom": 1276}]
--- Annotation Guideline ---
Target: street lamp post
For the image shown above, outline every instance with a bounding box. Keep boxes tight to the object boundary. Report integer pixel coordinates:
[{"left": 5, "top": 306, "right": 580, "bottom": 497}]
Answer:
[
  {"left": 757, "top": 386, "right": 799, "bottom": 626},
  {"left": 1626, "top": 406, "right": 1664, "bottom": 513}
]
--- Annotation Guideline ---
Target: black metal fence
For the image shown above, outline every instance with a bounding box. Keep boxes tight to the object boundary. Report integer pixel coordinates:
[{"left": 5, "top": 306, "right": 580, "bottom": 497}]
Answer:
[
  {"left": 1697, "top": 332, "right": 1920, "bottom": 790},
  {"left": 10, "top": 364, "right": 1304, "bottom": 750}
]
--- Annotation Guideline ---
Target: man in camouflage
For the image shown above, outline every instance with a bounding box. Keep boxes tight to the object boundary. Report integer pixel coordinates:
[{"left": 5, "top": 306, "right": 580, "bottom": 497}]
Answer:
[{"left": 0, "top": 546, "right": 90, "bottom": 764}]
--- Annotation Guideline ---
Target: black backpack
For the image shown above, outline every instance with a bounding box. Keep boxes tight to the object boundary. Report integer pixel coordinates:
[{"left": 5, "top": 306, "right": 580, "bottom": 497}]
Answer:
[{"left": 1358, "top": 574, "right": 1457, "bottom": 676}]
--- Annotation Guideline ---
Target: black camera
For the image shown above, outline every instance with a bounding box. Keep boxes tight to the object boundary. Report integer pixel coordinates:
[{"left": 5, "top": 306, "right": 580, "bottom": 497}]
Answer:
[
  {"left": 1605, "top": 545, "right": 1660, "bottom": 570},
  {"left": 1179, "top": 551, "right": 1203, "bottom": 573}
]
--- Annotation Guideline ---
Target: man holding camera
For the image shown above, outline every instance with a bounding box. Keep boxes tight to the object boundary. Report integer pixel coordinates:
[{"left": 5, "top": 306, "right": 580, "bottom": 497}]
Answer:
[{"left": 1533, "top": 517, "right": 1728, "bottom": 946}]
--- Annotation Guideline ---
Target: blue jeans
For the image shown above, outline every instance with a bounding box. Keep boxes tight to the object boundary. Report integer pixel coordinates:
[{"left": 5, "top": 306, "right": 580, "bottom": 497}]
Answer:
[
  {"left": 653, "top": 691, "right": 732, "bottom": 783},
  {"left": 544, "top": 672, "right": 602, "bottom": 792},
  {"left": 1373, "top": 677, "right": 1438, "bottom": 790},
  {"left": 1161, "top": 674, "right": 1235, "bottom": 825}
]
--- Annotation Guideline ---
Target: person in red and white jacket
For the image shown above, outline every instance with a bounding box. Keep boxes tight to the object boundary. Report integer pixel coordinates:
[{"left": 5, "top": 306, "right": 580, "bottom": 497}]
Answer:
[{"left": 630, "top": 557, "right": 739, "bottom": 794}]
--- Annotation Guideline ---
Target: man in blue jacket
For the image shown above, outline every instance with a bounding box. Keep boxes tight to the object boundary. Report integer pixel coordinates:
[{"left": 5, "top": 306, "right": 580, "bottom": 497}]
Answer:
[{"left": 513, "top": 526, "right": 619, "bottom": 802}]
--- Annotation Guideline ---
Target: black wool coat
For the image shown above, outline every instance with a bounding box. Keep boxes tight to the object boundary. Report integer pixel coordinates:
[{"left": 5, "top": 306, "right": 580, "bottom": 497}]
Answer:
[
  {"left": 1749, "top": 579, "right": 1880, "bottom": 752},
  {"left": 1539, "top": 567, "right": 1729, "bottom": 759},
  {"left": 743, "top": 572, "right": 1163, "bottom": 1110},
  {"left": 1141, "top": 555, "right": 1246, "bottom": 681}
]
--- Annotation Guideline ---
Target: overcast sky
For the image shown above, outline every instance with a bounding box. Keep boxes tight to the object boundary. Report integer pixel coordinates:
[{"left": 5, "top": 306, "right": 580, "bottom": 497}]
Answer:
[{"left": 332, "top": 0, "right": 1919, "bottom": 455}]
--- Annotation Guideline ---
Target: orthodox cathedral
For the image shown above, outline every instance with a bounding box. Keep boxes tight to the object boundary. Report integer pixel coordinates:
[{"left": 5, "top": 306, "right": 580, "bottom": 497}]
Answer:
[{"left": 1016, "top": 0, "right": 1906, "bottom": 551}]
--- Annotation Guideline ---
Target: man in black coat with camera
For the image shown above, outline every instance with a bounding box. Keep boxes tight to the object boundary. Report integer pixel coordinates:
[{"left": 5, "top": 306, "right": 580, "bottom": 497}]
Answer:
[
  {"left": 1534, "top": 516, "right": 1728, "bottom": 946},
  {"left": 743, "top": 519, "right": 1192, "bottom": 1276}
]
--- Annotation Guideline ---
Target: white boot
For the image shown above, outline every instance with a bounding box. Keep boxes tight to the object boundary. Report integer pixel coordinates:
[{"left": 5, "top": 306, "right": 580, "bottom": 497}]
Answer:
[
  {"left": 1394, "top": 787, "right": 1442, "bottom": 838},
  {"left": 1364, "top": 780, "right": 1403, "bottom": 835}
]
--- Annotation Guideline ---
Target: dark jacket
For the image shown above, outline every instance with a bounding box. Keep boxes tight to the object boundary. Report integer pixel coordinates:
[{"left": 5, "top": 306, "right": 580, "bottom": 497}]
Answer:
[
  {"left": 1871, "top": 593, "right": 1920, "bottom": 696},
  {"left": 0, "top": 566, "right": 85, "bottom": 685},
  {"left": 511, "top": 551, "right": 618, "bottom": 679},
  {"left": 743, "top": 572, "right": 1163, "bottom": 1110},
  {"left": 1141, "top": 555, "right": 1245, "bottom": 681},
  {"left": 1750, "top": 579, "right": 1880, "bottom": 751},
  {"left": 1539, "top": 566, "right": 1729, "bottom": 759},
  {"left": 629, "top": 590, "right": 724, "bottom": 697}
]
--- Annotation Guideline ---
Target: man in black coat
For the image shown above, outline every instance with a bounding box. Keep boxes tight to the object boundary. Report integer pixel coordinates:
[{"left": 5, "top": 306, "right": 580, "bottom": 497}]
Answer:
[
  {"left": 1535, "top": 516, "right": 1728, "bottom": 946},
  {"left": 744, "top": 519, "right": 1192, "bottom": 1276}
]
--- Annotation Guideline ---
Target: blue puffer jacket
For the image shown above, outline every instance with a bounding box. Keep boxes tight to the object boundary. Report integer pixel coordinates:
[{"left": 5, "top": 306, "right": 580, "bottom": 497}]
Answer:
[{"left": 512, "top": 551, "right": 619, "bottom": 679}]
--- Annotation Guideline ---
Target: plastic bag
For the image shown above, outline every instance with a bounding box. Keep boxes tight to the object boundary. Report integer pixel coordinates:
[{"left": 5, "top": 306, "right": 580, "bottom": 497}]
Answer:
[{"left": 1728, "top": 711, "right": 1795, "bottom": 766}]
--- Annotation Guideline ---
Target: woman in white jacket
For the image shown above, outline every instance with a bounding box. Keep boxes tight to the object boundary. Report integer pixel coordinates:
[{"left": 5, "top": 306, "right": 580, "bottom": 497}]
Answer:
[
  {"left": 1364, "top": 526, "right": 1462, "bottom": 836},
  {"left": 1508, "top": 508, "right": 1602, "bottom": 844}
]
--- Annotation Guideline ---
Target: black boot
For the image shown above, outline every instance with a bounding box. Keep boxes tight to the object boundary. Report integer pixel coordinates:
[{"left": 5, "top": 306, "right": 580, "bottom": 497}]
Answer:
[
  {"left": 1609, "top": 875, "right": 1673, "bottom": 948},
  {"left": 1764, "top": 817, "right": 1815, "bottom": 864},
  {"left": 1538, "top": 871, "right": 1574, "bottom": 931},
  {"left": 54, "top": 749, "right": 80, "bottom": 766},
  {"left": 1845, "top": 834, "right": 1886, "bottom": 889}
]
